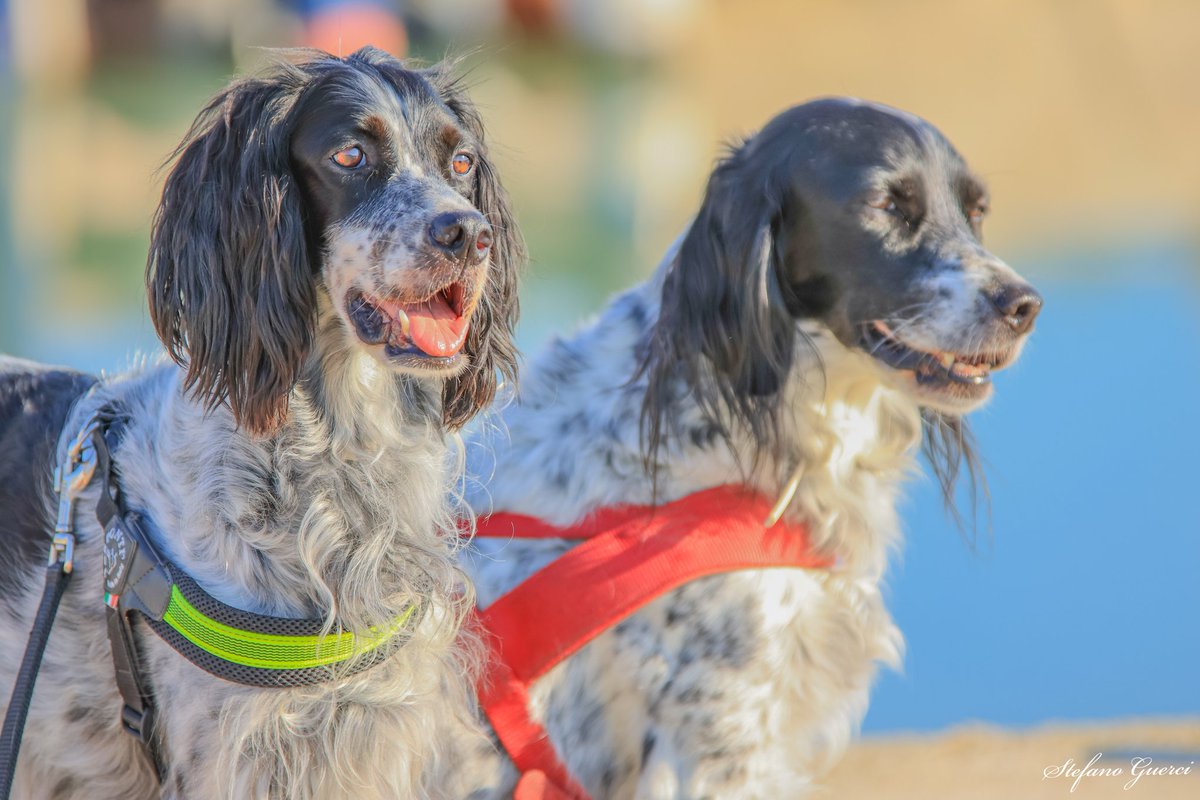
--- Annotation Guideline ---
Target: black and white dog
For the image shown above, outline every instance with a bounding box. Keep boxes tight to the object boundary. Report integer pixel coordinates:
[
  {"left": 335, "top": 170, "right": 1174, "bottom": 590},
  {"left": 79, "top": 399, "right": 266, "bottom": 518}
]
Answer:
[
  {"left": 0, "top": 48, "right": 519, "bottom": 799},
  {"left": 453, "top": 98, "right": 1041, "bottom": 797}
]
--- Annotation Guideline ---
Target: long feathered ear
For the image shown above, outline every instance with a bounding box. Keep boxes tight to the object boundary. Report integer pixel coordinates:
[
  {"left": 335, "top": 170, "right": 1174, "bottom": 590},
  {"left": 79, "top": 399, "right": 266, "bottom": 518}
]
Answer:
[
  {"left": 147, "top": 68, "right": 314, "bottom": 436},
  {"left": 641, "top": 144, "right": 797, "bottom": 467},
  {"left": 426, "top": 65, "right": 524, "bottom": 430}
]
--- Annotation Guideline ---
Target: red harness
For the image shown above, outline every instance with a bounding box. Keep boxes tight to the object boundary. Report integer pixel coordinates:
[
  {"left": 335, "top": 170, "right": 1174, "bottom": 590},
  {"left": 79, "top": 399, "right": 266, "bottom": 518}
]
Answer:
[{"left": 472, "top": 485, "right": 833, "bottom": 800}]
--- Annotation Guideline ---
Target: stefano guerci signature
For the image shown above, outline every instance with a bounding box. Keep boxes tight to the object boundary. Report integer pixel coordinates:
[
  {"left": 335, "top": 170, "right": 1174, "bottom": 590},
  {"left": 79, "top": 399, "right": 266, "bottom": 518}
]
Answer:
[{"left": 1043, "top": 753, "right": 1195, "bottom": 792}]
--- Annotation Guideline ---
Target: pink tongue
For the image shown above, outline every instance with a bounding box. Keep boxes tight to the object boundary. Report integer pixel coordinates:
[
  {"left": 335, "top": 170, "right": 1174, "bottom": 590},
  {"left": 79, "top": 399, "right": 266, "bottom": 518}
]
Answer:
[{"left": 403, "top": 296, "right": 469, "bottom": 357}]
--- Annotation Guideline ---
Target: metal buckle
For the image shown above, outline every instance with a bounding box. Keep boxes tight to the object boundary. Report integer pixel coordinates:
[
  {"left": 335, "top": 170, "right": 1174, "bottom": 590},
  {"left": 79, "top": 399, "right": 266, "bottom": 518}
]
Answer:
[
  {"left": 48, "top": 417, "right": 101, "bottom": 574},
  {"left": 121, "top": 704, "right": 148, "bottom": 740},
  {"left": 48, "top": 533, "right": 76, "bottom": 574}
]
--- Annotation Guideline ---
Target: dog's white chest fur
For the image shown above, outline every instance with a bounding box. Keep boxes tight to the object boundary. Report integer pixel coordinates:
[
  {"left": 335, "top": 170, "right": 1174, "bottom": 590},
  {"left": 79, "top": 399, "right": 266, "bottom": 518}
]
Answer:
[
  {"left": 0, "top": 357, "right": 477, "bottom": 800},
  {"left": 459, "top": 277, "right": 919, "bottom": 798}
]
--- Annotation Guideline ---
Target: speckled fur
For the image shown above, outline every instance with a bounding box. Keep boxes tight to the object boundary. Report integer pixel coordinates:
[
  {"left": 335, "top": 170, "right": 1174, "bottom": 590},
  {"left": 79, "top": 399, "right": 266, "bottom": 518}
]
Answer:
[
  {"left": 0, "top": 339, "right": 480, "bottom": 799},
  {"left": 447, "top": 99, "right": 1038, "bottom": 798},
  {"left": 451, "top": 255, "right": 910, "bottom": 798}
]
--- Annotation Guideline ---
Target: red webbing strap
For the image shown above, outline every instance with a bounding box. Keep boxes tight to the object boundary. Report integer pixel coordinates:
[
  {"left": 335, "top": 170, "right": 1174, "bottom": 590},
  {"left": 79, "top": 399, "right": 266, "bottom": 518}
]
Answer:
[{"left": 473, "top": 485, "right": 833, "bottom": 800}]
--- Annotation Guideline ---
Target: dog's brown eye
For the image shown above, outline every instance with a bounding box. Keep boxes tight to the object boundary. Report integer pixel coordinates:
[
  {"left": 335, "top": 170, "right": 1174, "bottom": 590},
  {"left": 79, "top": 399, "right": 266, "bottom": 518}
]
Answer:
[
  {"left": 968, "top": 202, "right": 989, "bottom": 223},
  {"left": 866, "top": 191, "right": 897, "bottom": 213},
  {"left": 332, "top": 146, "right": 365, "bottom": 169},
  {"left": 451, "top": 153, "right": 474, "bottom": 176}
]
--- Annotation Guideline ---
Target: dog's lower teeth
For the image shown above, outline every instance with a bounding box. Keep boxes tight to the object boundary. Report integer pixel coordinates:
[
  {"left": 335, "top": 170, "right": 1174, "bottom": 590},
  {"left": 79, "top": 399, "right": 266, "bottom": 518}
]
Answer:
[{"left": 395, "top": 309, "right": 411, "bottom": 337}]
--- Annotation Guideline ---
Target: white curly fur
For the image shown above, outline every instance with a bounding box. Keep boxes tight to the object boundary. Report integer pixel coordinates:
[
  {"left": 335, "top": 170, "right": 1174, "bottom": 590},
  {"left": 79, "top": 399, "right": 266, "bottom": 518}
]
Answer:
[
  {"left": 0, "top": 303, "right": 486, "bottom": 799},
  {"left": 444, "top": 244, "right": 920, "bottom": 798}
]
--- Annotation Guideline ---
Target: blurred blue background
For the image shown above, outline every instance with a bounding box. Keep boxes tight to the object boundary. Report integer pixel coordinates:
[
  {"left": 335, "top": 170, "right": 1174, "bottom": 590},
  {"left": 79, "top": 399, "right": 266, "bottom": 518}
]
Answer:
[
  {"left": 1, "top": 0, "right": 1196, "bottom": 761},
  {"left": 867, "top": 245, "right": 1200, "bottom": 732}
]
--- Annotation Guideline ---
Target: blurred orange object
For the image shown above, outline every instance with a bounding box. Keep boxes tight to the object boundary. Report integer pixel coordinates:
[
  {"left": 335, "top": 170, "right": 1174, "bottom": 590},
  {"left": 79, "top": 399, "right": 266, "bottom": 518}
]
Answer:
[
  {"left": 304, "top": 3, "right": 408, "bottom": 58},
  {"left": 507, "top": 0, "right": 560, "bottom": 35}
]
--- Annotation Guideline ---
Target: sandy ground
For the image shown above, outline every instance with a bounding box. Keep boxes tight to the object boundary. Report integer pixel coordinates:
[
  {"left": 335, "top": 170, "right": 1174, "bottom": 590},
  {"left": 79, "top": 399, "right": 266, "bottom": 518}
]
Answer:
[{"left": 820, "top": 718, "right": 1200, "bottom": 800}]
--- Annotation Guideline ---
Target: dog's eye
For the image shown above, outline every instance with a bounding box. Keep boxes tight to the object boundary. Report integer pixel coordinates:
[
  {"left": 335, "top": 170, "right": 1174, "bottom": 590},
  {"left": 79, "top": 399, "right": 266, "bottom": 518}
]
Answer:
[
  {"left": 866, "top": 191, "right": 897, "bottom": 213},
  {"left": 451, "top": 153, "right": 474, "bottom": 176},
  {"left": 332, "top": 146, "right": 366, "bottom": 170},
  {"left": 967, "top": 202, "right": 989, "bottom": 224}
]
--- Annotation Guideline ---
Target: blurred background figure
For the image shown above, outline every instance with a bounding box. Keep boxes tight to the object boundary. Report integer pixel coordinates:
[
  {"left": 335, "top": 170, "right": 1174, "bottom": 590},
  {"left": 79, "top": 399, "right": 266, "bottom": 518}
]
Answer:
[
  {"left": 294, "top": 0, "right": 407, "bottom": 58},
  {"left": 0, "top": 1, "right": 1196, "bottom": 797}
]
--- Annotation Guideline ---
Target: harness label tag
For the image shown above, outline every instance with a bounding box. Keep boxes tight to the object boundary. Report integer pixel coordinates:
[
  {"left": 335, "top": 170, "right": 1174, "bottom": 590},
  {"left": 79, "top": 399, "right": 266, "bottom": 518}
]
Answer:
[{"left": 103, "top": 519, "right": 137, "bottom": 598}]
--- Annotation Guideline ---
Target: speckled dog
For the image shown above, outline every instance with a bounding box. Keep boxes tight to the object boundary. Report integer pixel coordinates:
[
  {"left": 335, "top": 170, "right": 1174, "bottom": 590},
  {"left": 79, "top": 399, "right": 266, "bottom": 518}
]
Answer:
[
  {"left": 450, "top": 99, "right": 1041, "bottom": 797},
  {"left": 0, "top": 48, "right": 520, "bottom": 799}
]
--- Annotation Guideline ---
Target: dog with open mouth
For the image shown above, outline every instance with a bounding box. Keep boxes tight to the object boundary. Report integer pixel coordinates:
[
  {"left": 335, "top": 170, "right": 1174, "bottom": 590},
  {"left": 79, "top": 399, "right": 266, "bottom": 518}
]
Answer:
[
  {"left": 0, "top": 47, "right": 519, "bottom": 799},
  {"left": 340, "top": 220, "right": 482, "bottom": 366},
  {"left": 451, "top": 98, "right": 1041, "bottom": 798}
]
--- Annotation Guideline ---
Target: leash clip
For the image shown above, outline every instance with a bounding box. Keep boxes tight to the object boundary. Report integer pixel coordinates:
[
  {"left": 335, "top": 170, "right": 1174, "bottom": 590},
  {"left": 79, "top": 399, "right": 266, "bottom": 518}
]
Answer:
[
  {"left": 48, "top": 417, "right": 100, "bottom": 574},
  {"left": 47, "top": 533, "right": 75, "bottom": 574}
]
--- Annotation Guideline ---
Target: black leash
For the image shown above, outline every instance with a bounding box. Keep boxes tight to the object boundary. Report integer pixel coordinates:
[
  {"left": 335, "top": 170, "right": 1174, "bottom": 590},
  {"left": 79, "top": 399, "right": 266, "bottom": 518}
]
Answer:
[
  {"left": 0, "top": 563, "right": 73, "bottom": 797},
  {"left": 0, "top": 419, "right": 99, "bottom": 798}
]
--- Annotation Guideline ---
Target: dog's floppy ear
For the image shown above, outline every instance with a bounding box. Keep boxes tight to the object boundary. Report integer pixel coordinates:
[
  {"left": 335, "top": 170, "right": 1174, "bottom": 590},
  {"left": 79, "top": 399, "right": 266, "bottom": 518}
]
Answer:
[
  {"left": 643, "top": 143, "right": 796, "bottom": 462},
  {"left": 147, "top": 69, "right": 314, "bottom": 436},
  {"left": 426, "top": 65, "right": 524, "bottom": 430}
]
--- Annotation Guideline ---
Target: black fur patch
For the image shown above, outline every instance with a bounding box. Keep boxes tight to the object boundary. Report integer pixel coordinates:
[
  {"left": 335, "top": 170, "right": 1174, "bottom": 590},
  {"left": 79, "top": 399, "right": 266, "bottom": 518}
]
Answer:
[
  {"left": 640, "top": 732, "right": 656, "bottom": 766},
  {"left": 0, "top": 359, "right": 95, "bottom": 604}
]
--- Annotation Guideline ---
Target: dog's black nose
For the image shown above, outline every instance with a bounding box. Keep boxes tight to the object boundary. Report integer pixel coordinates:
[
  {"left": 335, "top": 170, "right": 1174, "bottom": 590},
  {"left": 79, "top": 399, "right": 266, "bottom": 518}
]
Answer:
[
  {"left": 992, "top": 283, "right": 1043, "bottom": 334},
  {"left": 428, "top": 211, "right": 492, "bottom": 264}
]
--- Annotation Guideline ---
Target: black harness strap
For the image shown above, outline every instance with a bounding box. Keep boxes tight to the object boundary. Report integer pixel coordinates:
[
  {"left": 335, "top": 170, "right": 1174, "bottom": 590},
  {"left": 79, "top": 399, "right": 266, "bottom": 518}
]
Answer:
[
  {"left": 0, "top": 408, "right": 105, "bottom": 798},
  {"left": 90, "top": 407, "right": 165, "bottom": 776},
  {"left": 0, "top": 407, "right": 168, "bottom": 793},
  {"left": 2, "top": 402, "right": 422, "bottom": 794},
  {"left": 88, "top": 404, "right": 421, "bottom": 761}
]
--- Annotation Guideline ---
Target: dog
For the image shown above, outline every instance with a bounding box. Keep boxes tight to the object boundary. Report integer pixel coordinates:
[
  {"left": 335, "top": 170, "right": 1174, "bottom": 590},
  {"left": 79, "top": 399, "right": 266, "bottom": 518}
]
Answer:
[
  {"left": 450, "top": 98, "right": 1042, "bottom": 798},
  {"left": 0, "top": 47, "right": 520, "bottom": 799}
]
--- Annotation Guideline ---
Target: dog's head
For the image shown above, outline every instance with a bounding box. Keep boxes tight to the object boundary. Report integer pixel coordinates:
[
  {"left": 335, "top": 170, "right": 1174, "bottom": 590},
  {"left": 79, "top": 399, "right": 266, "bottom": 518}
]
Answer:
[
  {"left": 645, "top": 98, "right": 1041, "bottom": 495},
  {"left": 148, "top": 48, "right": 521, "bottom": 434}
]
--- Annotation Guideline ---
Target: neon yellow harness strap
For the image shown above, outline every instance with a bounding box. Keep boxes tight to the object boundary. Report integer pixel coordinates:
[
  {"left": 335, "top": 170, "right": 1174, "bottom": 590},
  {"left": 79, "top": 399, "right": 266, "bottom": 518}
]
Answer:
[{"left": 161, "top": 586, "right": 416, "bottom": 670}]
